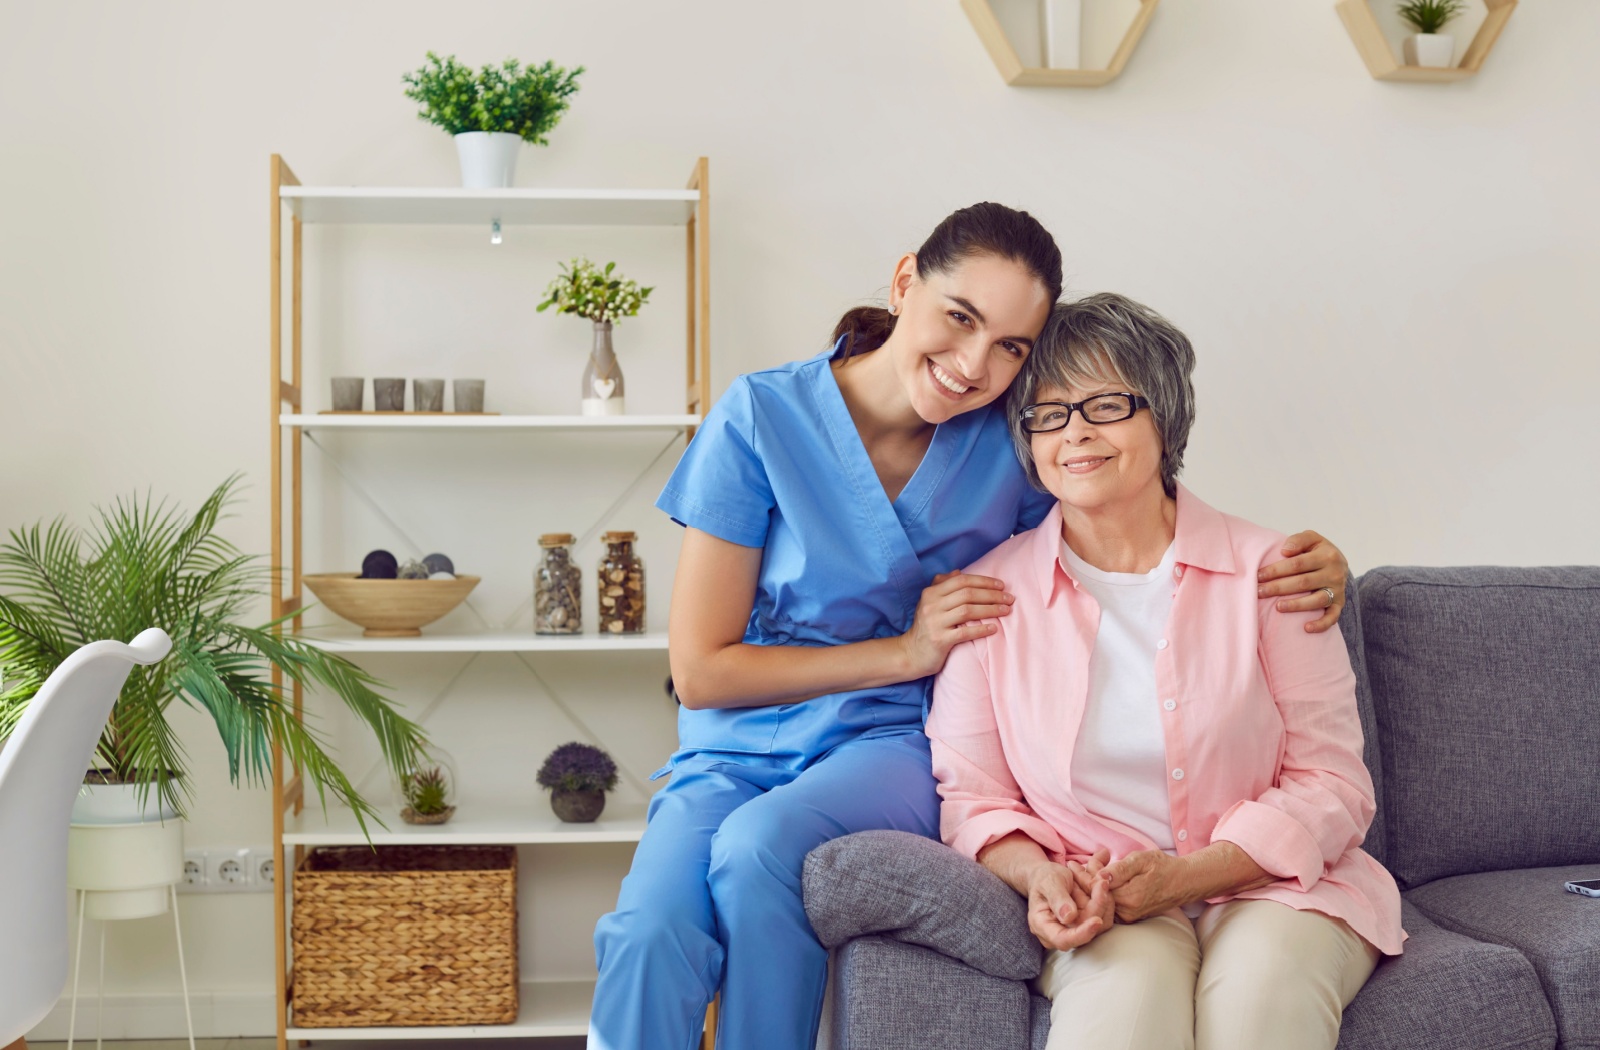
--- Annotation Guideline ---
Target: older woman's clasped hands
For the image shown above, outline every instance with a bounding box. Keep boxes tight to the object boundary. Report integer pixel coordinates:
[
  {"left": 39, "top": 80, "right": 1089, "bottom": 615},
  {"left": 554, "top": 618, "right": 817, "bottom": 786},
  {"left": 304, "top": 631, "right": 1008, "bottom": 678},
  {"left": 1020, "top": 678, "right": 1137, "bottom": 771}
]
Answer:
[{"left": 926, "top": 293, "right": 1405, "bottom": 1050}]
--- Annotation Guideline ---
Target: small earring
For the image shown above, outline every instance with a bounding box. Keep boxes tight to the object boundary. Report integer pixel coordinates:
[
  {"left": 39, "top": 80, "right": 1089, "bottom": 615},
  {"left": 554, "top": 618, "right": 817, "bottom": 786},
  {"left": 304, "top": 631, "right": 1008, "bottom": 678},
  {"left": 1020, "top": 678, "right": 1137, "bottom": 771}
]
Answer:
[{"left": 887, "top": 303, "right": 898, "bottom": 315}]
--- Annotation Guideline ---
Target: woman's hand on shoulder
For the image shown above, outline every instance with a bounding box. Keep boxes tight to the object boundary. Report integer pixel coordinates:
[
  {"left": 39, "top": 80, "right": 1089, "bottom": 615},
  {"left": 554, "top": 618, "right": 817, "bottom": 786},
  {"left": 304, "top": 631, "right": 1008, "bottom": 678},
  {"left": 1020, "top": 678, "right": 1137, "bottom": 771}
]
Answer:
[
  {"left": 1256, "top": 530, "right": 1349, "bottom": 634},
  {"left": 898, "top": 571, "right": 1015, "bottom": 679},
  {"left": 1026, "top": 859, "right": 1112, "bottom": 952}
]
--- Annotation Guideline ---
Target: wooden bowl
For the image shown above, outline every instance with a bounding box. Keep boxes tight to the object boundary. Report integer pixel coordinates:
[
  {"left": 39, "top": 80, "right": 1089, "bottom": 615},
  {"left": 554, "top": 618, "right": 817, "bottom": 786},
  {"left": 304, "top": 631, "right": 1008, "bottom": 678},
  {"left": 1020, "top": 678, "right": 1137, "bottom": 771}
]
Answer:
[{"left": 302, "top": 573, "right": 480, "bottom": 637}]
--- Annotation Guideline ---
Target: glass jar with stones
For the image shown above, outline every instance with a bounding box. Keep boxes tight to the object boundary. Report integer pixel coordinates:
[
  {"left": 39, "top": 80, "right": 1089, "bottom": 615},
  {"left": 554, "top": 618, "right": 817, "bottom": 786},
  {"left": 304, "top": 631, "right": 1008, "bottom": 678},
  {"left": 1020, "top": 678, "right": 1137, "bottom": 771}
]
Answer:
[
  {"left": 535, "top": 533, "right": 582, "bottom": 634},
  {"left": 597, "top": 531, "right": 645, "bottom": 634}
]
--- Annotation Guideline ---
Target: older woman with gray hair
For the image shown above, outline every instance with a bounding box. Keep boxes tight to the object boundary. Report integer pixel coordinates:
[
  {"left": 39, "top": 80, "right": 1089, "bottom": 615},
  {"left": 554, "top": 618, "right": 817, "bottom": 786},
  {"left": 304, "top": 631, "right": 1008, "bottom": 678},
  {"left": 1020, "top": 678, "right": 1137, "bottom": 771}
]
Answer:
[{"left": 924, "top": 293, "right": 1404, "bottom": 1050}]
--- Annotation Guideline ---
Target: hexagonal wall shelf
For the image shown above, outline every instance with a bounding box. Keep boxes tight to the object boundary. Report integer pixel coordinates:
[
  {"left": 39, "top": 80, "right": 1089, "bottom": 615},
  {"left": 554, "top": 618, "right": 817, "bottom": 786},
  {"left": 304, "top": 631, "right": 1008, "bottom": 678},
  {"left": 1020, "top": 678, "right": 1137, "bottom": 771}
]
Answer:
[
  {"left": 1336, "top": 0, "right": 1516, "bottom": 82},
  {"left": 962, "top": 0, "right": 1161, "bottom": 87}
]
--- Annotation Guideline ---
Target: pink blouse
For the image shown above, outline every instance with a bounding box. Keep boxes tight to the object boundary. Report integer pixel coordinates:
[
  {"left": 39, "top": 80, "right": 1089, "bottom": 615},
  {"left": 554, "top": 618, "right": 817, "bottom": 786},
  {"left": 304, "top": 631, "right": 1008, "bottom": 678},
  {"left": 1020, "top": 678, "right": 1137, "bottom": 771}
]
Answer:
[{"left": 926, "top": 486, "right": 1405, "bottom": 955}]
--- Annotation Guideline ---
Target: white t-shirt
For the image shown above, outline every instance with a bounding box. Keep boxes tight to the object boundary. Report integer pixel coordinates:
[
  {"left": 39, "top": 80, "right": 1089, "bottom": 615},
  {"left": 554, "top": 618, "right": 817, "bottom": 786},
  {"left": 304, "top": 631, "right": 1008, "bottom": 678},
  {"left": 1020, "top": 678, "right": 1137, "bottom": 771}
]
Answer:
[{"left": 1061, "top": 539, "right": 1178, "bottom": 855}]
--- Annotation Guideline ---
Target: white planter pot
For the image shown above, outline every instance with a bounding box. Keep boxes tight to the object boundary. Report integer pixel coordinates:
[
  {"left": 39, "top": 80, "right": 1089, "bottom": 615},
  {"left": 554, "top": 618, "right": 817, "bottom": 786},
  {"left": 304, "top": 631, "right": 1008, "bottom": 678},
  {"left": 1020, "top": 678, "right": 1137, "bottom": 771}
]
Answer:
[
  {"left": 1403, "top": 33, "right": 1455, "bottom": 68},
  {"left": 454, "top": 131, "right": 522, "bottom": 189},
  {"left": 68, "top": 820, "right": 185, "bottom": 920},
  {"left": 72, "top": 777, "right": 181, "bottom": 824}
]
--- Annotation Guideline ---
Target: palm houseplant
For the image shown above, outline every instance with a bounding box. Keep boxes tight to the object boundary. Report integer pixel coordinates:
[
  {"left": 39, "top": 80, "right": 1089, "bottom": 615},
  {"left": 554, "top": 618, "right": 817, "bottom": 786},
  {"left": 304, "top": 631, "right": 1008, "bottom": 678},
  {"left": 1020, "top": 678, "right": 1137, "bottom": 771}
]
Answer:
[
  {"left": 0, "top": 474, "right": 428, "bottom": 834},
  {"left": 537, "top": 257, "right": 654, "bottom": 416},
  {"left": 1398, "top": 0, "right": 1466, "bottom": 67},
  {"left": 402, "top": 51, "right": 584, "bottom": 188}
]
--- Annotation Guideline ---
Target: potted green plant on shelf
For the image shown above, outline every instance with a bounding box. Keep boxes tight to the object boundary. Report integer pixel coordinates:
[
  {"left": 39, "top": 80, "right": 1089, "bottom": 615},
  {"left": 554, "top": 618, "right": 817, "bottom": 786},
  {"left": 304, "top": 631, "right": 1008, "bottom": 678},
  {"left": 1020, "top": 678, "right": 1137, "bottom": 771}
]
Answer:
[
  {"left": 536, "top": 741, "right": 618, "bottom": 823},
  {"left": 0, "top": 474, "right": 429, "bottom": 834},
  {"left": 402, "top": 51, "right": 584, "bottom": 189},
  {"left": 537, "top": 257, "right": 654, "bottom": 416},
  {"left": 394, "top": 744, "right": 458, "bottom": 825},
  {"left": 1398, "top": 0, "right": 1466, "bottom": 68}
]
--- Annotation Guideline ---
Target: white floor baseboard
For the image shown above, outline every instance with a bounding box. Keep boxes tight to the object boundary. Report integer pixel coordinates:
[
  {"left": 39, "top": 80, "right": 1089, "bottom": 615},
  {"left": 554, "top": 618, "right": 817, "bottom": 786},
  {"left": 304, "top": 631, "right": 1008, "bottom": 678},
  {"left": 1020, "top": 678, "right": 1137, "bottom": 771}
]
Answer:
[{"left": 28, "top": 992, "right": 276, "bottom": 1041}]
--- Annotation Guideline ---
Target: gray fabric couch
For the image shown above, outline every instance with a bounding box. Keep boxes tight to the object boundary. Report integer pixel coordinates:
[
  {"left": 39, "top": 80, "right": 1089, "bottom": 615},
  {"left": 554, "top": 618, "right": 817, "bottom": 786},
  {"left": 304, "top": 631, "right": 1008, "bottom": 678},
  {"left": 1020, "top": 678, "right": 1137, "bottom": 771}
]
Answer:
[{"left": 803, "top": 566, "right": 1600, "bottom": 1050}]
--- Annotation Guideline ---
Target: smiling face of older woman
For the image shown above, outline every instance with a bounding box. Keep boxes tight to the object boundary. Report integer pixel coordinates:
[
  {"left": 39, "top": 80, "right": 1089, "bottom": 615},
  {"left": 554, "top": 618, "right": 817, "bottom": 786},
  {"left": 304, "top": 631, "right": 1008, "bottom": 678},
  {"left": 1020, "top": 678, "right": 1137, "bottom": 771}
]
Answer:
[
  {"left": 1027, "top": 380, "right": 1166, "bottom": 512},
  {"left": 1008, "top": 293, "right": 1198, "bottom": 510}
]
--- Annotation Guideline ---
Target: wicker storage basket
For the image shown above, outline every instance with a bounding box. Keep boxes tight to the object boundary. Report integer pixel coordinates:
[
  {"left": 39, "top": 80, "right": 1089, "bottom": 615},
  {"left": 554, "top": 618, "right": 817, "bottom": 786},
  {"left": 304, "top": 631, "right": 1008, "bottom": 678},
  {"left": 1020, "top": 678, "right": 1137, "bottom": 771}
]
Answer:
[{"left": 291, "top": 845, "right": 519, "bottom": 1027}]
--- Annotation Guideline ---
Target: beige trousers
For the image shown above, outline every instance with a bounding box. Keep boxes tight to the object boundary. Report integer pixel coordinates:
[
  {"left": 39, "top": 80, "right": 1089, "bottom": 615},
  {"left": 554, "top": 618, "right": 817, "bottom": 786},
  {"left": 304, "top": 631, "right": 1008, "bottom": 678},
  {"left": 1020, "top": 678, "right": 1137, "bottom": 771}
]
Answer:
[{"left": 1035, "top": 899, "right": 1381, "bottom": 1050}]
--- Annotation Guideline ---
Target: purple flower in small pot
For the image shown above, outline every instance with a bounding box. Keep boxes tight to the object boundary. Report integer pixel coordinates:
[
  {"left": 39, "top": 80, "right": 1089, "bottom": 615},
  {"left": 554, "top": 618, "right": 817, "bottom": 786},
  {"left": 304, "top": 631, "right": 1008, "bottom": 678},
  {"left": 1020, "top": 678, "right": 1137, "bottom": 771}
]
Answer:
[{"left": 537, "top": 742, "right": 619, "bottom": 823}]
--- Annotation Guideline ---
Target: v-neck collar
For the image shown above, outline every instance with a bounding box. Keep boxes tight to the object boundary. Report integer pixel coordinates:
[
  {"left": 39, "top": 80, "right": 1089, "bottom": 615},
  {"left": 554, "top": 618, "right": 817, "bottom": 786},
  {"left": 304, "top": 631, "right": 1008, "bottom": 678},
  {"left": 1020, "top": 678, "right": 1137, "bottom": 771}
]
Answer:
[
  {"left": 814, "top": 348, "right": 954, "bottom": 524},
  {"left": 808, "top": 349, "right": 957, "bottom": 623}
]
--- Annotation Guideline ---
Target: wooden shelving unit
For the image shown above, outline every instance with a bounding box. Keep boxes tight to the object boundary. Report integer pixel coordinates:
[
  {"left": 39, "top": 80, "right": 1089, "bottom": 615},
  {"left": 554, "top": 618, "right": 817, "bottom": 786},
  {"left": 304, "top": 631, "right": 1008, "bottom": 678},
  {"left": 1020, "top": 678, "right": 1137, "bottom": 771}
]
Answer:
[
  {"left": 267, "top": 155, "right": 710, "bottom": 1047},
  {"left": 961, "top": 0, "right": 1161, "bottom": 87},
  {"left": 1336, "top": 0, "right": 1517, "bottom": 82}
]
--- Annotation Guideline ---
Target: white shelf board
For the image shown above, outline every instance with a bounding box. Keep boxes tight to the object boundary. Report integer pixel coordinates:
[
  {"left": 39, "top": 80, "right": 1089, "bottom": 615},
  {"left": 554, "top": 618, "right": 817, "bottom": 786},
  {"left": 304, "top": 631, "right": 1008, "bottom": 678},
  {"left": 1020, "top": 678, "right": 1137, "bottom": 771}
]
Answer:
[
  {"left": 287, "top": 978, "right": 593, "bottom": 1039},
  {"left": 281, "top": 185, "right": 698, "bottom": 226},
  {"left": 284, "top": 798, "right": 648, "bottom": 847},
  {"left": 295, "top": 628, "right": 670, "bottom": 653},
  {"left": 281, "top": 413, "right": 698, "bottom": 431}
]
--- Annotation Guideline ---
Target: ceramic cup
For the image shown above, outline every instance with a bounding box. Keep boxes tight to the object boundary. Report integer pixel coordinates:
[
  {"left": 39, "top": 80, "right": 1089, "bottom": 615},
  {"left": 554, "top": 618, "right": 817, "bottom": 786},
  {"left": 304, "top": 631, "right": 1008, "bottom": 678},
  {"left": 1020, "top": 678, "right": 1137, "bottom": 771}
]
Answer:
[
  {"left": 414, "top": 378, "right": 445, "bottom": 412},
  {"left": 330, "top": 377, "right": 365, "bottom": 412},
  {"left": 453, "top": 379, "right": 486, "bottom": 413},
  {"left": 374, "top": 377, "right": 406, "bottom": 412}
]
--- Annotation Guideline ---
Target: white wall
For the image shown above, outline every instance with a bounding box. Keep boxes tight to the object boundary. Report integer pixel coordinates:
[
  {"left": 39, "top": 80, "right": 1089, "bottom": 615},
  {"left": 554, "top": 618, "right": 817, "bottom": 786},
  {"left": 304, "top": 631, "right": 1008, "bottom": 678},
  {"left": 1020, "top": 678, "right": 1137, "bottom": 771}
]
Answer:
[{"left": 3, "top": 0, "right": 1596, "bottom": 1036}]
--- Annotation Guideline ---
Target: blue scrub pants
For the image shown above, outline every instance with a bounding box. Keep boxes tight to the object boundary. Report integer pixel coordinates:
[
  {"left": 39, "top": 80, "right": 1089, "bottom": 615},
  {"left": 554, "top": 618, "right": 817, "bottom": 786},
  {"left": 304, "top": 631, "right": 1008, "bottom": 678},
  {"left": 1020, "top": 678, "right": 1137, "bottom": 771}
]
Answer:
[{"left": 587, "top": 728, "right": 940, "bottom": 1050}]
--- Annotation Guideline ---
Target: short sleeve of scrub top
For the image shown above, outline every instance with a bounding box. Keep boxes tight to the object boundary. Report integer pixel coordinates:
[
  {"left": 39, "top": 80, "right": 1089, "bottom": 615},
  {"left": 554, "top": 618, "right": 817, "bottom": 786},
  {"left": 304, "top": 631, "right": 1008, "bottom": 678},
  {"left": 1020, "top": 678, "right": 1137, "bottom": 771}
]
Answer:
[
  {"left": 653, "top": 348, "right": 1044, "bottom": 761},
  {"left": 657, "top": 376, "right": 774, "bottom": 549}
]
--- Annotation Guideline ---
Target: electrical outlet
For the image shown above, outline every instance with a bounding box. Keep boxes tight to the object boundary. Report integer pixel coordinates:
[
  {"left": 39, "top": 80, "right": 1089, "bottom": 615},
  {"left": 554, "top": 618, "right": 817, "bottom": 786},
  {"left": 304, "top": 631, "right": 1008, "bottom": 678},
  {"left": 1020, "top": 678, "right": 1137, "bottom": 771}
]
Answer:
[
  {"left": 209, "top": 847, "right": 253, "bottom": 889},
  {"left": 250, "top": 849, "right": 276, "bottom": 887},
  {"left": 180, "top": 851, "right": 208, "bottom": 892},
  {"left": 180, "top": 846, "right": 274, "bottom": 893}
]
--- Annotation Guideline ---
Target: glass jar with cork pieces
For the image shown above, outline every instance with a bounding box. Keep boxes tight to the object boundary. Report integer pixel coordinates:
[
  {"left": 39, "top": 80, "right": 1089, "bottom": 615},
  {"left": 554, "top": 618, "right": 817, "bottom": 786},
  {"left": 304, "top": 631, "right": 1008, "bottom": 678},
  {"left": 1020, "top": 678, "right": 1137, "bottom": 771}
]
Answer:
[
  {"left": 535, "top": 533, "right": 583, "bottom": 635},
  {"left": 597, "top": 531, "right": 645, "bottom": 634}
]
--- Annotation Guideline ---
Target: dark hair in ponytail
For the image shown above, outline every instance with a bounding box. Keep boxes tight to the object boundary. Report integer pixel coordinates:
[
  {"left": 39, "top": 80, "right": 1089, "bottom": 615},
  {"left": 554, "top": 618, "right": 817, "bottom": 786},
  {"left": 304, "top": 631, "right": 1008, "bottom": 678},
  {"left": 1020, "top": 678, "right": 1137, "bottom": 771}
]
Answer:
[{"left": 831, "top": 202, "right": 1063, "bottom": 359}]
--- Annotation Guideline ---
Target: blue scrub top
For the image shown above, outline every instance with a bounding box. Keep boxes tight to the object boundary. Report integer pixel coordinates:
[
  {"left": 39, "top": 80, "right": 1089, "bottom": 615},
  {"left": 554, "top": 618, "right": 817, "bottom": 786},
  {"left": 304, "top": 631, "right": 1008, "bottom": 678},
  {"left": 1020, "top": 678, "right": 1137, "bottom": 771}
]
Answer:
[{"left": 656, "top": 344, "right": 1053, "bottom": 763}]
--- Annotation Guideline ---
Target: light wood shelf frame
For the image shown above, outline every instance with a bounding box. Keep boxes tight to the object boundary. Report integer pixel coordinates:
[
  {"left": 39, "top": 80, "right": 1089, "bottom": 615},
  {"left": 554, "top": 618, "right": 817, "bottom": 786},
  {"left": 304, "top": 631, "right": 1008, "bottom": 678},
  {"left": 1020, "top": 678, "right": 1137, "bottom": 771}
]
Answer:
[
  {"left": 1336, "top": 0, "right": 1517, "bottom": 82},
  {"left": 267, "top": 154, "right": 711, "bottom": 1048},
  {"left": 961, "top": 0, "right": 1161, "bottom": 87}
]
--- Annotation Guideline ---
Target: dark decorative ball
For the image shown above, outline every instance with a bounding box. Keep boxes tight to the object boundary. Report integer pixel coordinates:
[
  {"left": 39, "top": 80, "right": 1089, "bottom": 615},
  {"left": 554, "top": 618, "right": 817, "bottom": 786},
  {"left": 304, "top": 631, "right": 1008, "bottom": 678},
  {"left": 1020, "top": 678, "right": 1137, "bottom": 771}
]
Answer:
[
  {"left": 423, "top": 552, "right": 455, "bottom": 576},
  {"left": 361, "top": 549, "right": 398, "bottom": 579}
]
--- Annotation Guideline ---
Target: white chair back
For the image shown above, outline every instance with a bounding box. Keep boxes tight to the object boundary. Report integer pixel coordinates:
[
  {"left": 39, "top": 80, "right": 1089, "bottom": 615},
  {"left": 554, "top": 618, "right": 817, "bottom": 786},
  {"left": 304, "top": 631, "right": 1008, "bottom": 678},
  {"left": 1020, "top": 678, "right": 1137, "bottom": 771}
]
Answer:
[{"left": 0, "top": 628, "right": 171, "bottom": 1045}]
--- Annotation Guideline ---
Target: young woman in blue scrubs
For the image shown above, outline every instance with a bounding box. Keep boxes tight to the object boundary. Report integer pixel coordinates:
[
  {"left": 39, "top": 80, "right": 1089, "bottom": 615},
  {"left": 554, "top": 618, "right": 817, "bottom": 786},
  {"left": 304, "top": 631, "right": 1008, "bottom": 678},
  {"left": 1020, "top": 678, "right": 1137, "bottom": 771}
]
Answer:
[{"left": 588, "top": 204, "right": 1350, "bottom": 1050}]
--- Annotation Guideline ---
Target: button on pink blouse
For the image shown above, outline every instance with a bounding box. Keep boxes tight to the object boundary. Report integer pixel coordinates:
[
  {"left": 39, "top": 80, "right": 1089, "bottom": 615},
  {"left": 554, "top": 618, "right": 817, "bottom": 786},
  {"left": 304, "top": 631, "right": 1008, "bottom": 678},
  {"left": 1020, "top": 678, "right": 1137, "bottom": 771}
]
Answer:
[{"left": 926, "top": 486, "right": 1405, "bottom": 955}]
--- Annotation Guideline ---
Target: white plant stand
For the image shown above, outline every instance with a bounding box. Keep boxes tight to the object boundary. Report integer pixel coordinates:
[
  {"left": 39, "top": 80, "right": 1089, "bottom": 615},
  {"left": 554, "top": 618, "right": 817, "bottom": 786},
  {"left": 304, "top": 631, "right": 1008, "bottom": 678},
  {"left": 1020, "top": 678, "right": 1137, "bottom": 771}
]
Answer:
[{"left": 64, "top": 821, "right": 194, "bottom": 1050}]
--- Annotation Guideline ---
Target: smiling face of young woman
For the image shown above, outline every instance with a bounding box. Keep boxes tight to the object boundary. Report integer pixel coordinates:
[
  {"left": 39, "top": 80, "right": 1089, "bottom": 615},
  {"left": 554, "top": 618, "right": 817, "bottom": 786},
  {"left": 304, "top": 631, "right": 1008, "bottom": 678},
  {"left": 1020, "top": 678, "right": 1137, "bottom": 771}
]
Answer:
[
  {"left": 886, "top": 252, "right": 1054, "bottom": 426},
  {"left": 1029, "top": 378, "right": 1167, "bottom": 513}
]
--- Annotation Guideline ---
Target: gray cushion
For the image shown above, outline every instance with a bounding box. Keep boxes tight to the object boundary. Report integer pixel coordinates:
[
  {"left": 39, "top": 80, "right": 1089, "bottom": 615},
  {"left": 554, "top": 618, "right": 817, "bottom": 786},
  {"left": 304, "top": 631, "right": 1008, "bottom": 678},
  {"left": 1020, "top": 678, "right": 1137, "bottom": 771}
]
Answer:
[
  {"left": 830, "top": 936, "right": 1033, "bottom": 1050},
  {"left": 804, "top": 830, "right": 1042, "bottom": 981},
  {"left": 1358, "top": 566, "right": 1600, "bottom": 887},
  {"left": 1029, "top": 993, "right": 1050, "bottom": 1050},
  {"left": 1341, "top": 572, "right": 1388, "bottom": 869},
  {"left": 1405, "top": 865, "right": 1600, "bottom": 1050},
  {"left": 1336, "top": 900, "right": 1556, "bottom": 1050}
]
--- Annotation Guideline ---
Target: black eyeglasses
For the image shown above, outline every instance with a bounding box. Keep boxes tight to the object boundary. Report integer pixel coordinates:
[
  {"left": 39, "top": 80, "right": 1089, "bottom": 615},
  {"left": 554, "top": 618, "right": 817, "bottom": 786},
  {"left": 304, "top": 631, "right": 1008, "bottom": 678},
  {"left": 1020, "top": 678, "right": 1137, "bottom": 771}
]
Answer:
[{"left": 1019, "top": 393, "right": 1150, "bottom": 433}]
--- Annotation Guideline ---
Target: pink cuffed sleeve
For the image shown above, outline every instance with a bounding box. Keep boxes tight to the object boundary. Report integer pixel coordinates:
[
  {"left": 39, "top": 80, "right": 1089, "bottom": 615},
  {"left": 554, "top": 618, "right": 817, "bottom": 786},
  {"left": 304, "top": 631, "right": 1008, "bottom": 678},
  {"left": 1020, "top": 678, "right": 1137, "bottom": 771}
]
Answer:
[
  {"left": 1211, "top": 600, "right": 1376, "bottom": 893},
  {"left": 926, "top": 636, "right": 1066, "bottom": 862}
]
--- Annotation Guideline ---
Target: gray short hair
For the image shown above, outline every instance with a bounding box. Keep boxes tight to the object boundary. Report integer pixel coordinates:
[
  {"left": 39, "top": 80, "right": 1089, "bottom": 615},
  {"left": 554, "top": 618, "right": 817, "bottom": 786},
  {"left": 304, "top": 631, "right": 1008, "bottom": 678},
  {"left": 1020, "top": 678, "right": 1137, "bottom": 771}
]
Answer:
[{"left": 1007, "top": 293, "right": 1197, "bottom": 497}]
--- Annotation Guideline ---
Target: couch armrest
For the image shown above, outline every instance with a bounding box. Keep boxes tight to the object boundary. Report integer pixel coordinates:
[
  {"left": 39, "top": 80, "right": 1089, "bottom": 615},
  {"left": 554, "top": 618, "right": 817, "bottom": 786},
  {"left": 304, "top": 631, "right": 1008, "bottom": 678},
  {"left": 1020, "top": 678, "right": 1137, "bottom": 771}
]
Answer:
[
  {"left": 803, "top": 830, "right": 1043, "bottom": 981},
  {"left": 829, "top": 936, "right": 1035, "bottom": 1050}
]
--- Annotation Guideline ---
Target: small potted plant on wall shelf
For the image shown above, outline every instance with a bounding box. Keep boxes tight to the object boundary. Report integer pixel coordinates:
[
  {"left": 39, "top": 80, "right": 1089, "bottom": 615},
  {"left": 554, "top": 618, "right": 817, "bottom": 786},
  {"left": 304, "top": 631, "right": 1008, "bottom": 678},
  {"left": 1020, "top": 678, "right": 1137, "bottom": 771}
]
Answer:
[
  {"left": 394, "top": 746, "right": 459, "bottom": 825},
  {"left": 537, "top": 741, "right": 618, "bottom": 823},
  {"left": 537, "top": 258, "right": 654, "bottom": 416},
  {"left": 402, "top": 51, "right": 584, "bottom": 189},
  {"left": 1398, "top": 0, "right": 1466, "bottom": 68}
]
